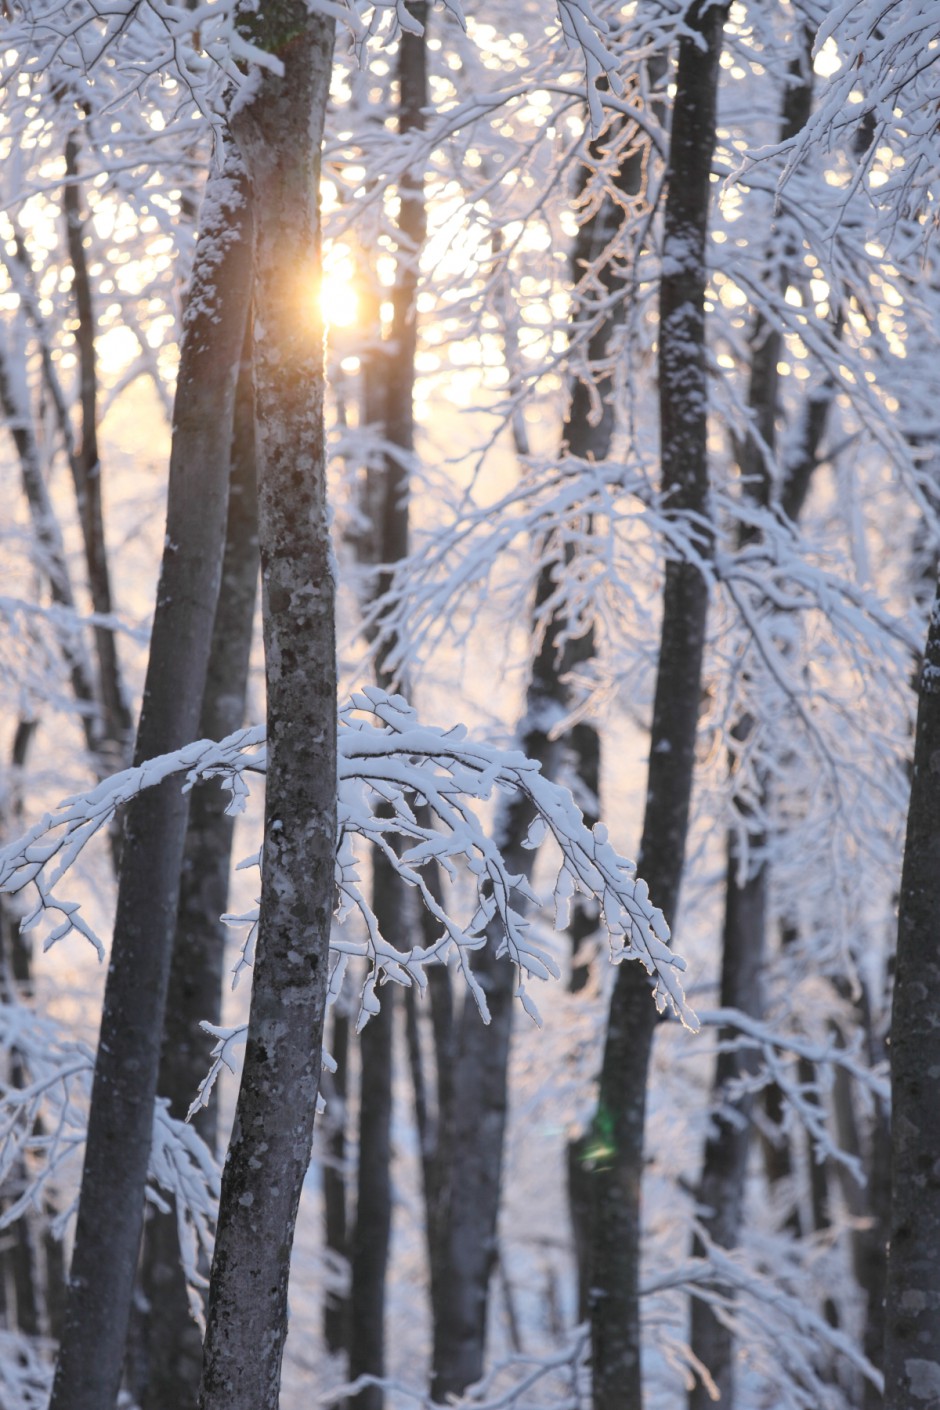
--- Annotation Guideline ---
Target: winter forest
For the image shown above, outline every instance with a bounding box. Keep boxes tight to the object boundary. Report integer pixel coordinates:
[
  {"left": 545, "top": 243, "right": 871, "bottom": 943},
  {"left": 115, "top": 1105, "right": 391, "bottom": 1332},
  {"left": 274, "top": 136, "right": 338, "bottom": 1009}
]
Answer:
[{"left": 1, "top": 1, "right": 939, "bottom": 1408}]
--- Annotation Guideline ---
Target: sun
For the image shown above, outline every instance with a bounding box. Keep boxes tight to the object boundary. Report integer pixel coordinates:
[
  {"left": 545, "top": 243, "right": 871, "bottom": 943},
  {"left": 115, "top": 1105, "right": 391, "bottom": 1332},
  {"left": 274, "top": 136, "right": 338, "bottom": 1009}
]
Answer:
[{"left": 320, "top": 242, "right": 360, "bottom": 329}]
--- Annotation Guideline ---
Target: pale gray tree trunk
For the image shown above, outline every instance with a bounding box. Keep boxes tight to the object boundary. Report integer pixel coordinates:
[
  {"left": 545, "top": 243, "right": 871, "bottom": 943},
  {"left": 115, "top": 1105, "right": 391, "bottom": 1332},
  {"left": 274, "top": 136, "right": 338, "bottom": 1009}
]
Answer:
[
  {"left": 884, "top": 567, "right": 940, "bottom": 1410},
  {"left": 198, "top": 9, "right": 337, "bottom": 1408},
  {"left": 585, "top": 10, "right": 727, "bottom": 1410},
  {"left": 48, "top": 146, "right": 253, "bottom": 1410},
  {"left": 135, "top": 331, "right": 259, "bottom": 1410}
]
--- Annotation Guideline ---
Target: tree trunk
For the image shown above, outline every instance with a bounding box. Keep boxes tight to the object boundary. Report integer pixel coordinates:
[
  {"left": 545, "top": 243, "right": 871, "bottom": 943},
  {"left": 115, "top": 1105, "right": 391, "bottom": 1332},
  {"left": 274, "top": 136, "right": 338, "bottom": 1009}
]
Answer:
[
  {"left": 430, "top": 923, "right": 516, "bottom": 1402},
  {"left": 349, "top": 16, "right": 427, "bottom": 1407},
  {"left": 0, "top": 721, "right": 62, "bottom": 1343},
  {"left": 198, "top": 10, "right": 337, "bottom": 1408},
  {"left": 563, "top": 58, "right": 668, "bottom": 1306},
  {"left": 586, "top": 10, "right": 727, "bottom": 1410},
  {"left": 688, "top": 42, "right": 815, "bottom": 1409},
  {"left": 323, "top": 1005, "right": 351, "bottom": 1354},
  {"left": 135, "top": 328, "right": 259, "bottom": 1410},
  {"left": 884, "top": 568, "right": 940, "bottom": 1409},
  {"left": 63, "top": 132, "right": 133, "bottom": 767},
  {"left": 0, "top": 334, "right": 110, "bottom": 781},
  {"left": 48, "top": 146, "right": 253, "bottom": 1410}
]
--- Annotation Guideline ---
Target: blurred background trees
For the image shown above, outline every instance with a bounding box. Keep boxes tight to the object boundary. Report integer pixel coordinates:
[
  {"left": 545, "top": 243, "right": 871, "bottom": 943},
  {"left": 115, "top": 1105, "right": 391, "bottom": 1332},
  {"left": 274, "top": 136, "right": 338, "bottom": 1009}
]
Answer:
[{"left": 0, "top": 1, "right": 937, "bottom": 1408}]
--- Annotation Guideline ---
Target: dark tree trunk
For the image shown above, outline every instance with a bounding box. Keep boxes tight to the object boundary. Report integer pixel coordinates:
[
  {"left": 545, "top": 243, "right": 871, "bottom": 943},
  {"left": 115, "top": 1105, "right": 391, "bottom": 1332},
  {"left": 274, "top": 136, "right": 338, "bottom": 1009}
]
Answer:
[
  {"left": 0, "top": 721, "right": 60, "bottom": 1344},
  {"left": 135, "top": 329, "right": 259, "bottom": 1410},
  {"left": 429, "top": 921, "right": 516, "bottom": 1402},
  {"left": 688, "top": 41, "right": 816, "bottom": 1409},
  {"left": 884, "top": 569, "right": 940, "bottom": 1410},
  {"left": 63, "top": 134, "right": 134, "bottom": 766},
  {"left": 198, "top": 10, "right": 337, "bottom": 1408},
  {"left": 563, "top": 59, "right": 668, "bottom": 1307},
  {"left": 48, "top": 146, "right": 254, "bottom": 1410},
  {"left": 861, "top": 1091, "right": 891, "bottom": 1410},
  {"left": 349, "top": 15, "right": 427, "bottom": 1408},
  {"left": 585, "top": 11, "right": 727, "bottom": 1410},
  {"left": 323, "top": 1005, "right": 351, "bottom": 1354},
  {"left": 348, "top": 849, "right": 396, "bottom": 1410}
]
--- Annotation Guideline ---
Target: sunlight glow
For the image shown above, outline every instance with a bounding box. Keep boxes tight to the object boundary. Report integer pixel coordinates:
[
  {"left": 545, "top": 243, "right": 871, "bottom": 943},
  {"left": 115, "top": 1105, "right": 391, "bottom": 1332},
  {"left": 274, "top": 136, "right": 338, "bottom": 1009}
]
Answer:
[
  {"left": 320, "top": 243, "right": 360, "bottom": 329},
  {"left": 814, "top": 37, "right": 842, "bottom": 78}
]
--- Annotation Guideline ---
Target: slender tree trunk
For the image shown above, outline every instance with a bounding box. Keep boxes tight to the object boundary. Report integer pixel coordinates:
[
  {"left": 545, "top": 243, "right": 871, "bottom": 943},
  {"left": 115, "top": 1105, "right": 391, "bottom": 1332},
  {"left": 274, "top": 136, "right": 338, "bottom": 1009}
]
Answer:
[
  {"left": 585, "top": 11, "right": 727, "bottom": 1410},
  {"left": 418, "top": 893, "right": 456, "bottom": 1341},
  {"left": 63, "top": 133, "right": 133, "bottom": 766},
  {"left": 323, "top": 1004, "right": 351, "bottom": 1354},
  {"left": 688, "top": 43, "right": 815, "bottom": 1409},
  {"left": 349, "top": 17, "right": 427, "bottom": 1407},
  {"left": 430, "top": 953, "right": 514, "bottom": 1401},
  {"left": 563, "top": 60, "right": 668, "bottom": 1306},
  {"left": 348, "top": 854, "right": 396, "bottom": 1410},
  {"left": 884, "top": 572, "right": 940, "bottom": 1410},
  {"left": 48, "top": 146, "right": 253, "bottom": 1410},
  {"left": 0, "top": 336, "right": 105, "bottom": 771},
  {"left": 0, "top": 720, "right": 64, "bottom": 1342},
  {"left": 198, "top": 11, "right": 337, "bottom": 1408},
  {"left": 135, "top": 330, "right": 259, "bottom": 1410}
]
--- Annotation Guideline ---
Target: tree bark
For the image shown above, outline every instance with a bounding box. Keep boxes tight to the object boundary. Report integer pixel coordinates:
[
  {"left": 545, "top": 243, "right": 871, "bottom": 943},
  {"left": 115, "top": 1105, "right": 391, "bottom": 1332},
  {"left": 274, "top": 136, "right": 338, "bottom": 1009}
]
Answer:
[
  {"left": 0, "top": 721, "right": 64, "bottom": 1344},
  {"left": 585, "top": 10, "right": 727, "bottom": 1410},
  {"left": 884, "top": 571, "right": 940, "bottom": 1409},
  {"left": 349, "top": 16, "right": 427, "bottom": 1407},
  {"left": 198, "top": 10, "right": 337, "bottom": 1408},
  {"left": 48, "top": 145, "right": 253, "bottom": 1410},
  {"left": 430, "top": 939, "right": 515, "bottom": 1401},
  {"left": 563, "top": 59, "right": 667, "bottom": 1308},
  {"left": 136, "top": 328, "right": 259, "bottom": 1410},
  {"left": 688, "top": 42, "right": 815, "bottom": 1410},
  {"left": 323, "top": 1005, "right": 351, "bottom": 1354},
  {"left": 63, "top": 133, "right": 133, "bottom": 767}
]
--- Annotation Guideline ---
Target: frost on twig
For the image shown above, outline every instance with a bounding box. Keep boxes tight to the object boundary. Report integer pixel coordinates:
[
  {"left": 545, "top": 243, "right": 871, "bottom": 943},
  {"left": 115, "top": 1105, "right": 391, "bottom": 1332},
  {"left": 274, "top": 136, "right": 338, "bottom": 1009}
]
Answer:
[
  {"left": 0, "top": 691, "right": 692, "bottom": 1026},
  {"left": 648, "top": 1234, "right": 884, "bottom": 1408},
  {"left": 0, "top": 726, "right": 266, "bottom": 959},
  {"left": 323, "top": 1324, "right": 590, "bottom": 1410},
  {"left": 335, "top": 687, "right": 690, "bottom": 1026},
  {"left": 696, "top": 1006, "right": 889, "bottom": 1184},
  {"left": 0, "top": 1002, "right": 220, "bottom": 1314}
]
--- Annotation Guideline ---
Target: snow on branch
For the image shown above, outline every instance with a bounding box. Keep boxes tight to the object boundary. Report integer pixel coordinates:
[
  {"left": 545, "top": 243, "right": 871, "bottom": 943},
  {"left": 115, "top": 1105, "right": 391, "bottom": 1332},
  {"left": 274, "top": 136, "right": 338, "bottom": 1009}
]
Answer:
[
  {"left": 0, "top": 693, "right": 694, "bottom": 1026},
  {"left": 324, "top": 1325, "right": 590, "bottom": 1410},
  {"left": 697, "top": 1006, "right": 888, "bottom": 1184},
  {"left": 768, "top": 0, "right": 940, "bottom": 241},
  {"left": 0, "top": 1001, "right": 220, "bottom": 1311},
  {"left": 336, "top": 686, "right": 689, "bottom": 1024},
  {"left": 663, "top": 1233, "right": 884, "bottom": 1406},
  {"left": 0, "top": 727, "right": 267, "bottom": 958}
]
